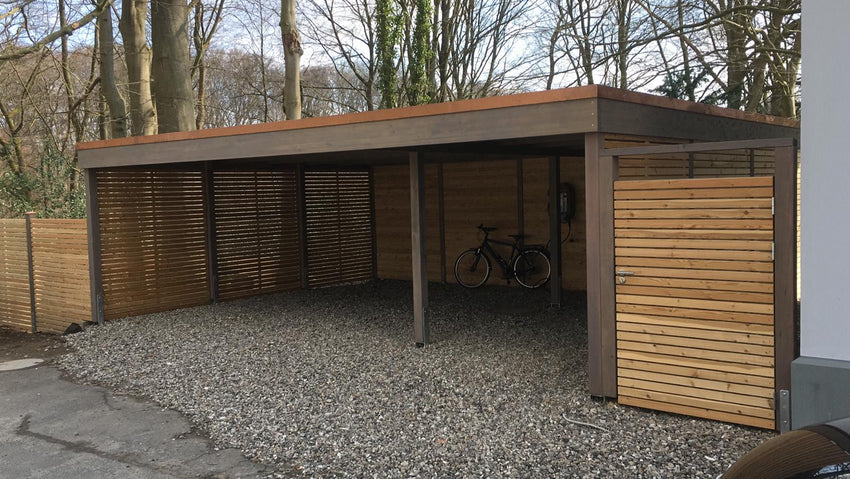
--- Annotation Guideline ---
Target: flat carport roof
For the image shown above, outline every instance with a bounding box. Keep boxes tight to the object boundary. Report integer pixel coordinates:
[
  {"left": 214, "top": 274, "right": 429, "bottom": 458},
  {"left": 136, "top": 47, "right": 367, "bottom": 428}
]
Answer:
[{"left": 77, "top": 85, "right": 799, "bottom": 169}]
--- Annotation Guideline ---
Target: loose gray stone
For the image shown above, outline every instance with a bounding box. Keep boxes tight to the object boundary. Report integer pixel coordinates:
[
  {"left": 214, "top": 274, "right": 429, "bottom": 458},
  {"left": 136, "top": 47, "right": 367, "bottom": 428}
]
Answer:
[{"left": 59, "top": 281, "right": 772, "bottom": 478}]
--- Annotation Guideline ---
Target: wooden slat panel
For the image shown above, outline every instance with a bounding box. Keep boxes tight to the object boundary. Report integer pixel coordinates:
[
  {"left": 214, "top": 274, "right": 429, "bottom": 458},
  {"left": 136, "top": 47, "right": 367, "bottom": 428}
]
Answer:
[
  {"left": 213, "top": 169, "right": 301, "bottom": 300},
  {"left": 30, "top": 219, "right": 91, "bottom": 333},
  {"left": 97, "top": 169, "right": 210, "bottom": 320},
  {"left": 0, "top": 220, "right": 32, "bottom": 332},
  {"left": 305, "top": 169, "right": 373, "bottom": 287},
  {"left": 613, "top": 175, "right": 776, "bottom": 429}
]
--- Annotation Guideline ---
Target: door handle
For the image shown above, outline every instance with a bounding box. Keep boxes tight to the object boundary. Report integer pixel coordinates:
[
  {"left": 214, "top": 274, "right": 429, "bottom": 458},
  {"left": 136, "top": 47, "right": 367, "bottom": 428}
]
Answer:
[{"left": 615, "top": 270, "right": 635, "bottom": 284}]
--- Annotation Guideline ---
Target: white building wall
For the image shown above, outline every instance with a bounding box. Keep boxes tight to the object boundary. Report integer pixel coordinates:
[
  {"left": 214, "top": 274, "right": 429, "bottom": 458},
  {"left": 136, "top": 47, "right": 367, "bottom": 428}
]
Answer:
[{"left": 800, "top": 0, "right": 850, "bottom": 361}]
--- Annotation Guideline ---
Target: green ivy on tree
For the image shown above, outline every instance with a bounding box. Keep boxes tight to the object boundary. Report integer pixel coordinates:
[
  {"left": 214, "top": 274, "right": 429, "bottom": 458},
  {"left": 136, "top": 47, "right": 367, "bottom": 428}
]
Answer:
[
  {"left": 407, "top": 0, "right": 433, "bottom": 106},
  {"left": 376, "top": 0, "right": 402, "bottom": 109}
]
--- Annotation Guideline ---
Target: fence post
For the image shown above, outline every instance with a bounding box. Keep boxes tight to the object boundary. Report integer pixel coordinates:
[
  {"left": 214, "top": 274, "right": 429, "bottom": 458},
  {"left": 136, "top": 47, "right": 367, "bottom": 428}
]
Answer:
[{"left": 24, "top": 212, "right": 37, "bottom": 333}]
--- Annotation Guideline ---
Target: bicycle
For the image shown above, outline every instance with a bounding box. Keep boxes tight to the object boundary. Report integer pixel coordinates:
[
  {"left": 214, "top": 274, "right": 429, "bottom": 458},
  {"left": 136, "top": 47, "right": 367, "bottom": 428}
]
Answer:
[{"left": 453, "top": 224, "right": 551, "bottom": 289}]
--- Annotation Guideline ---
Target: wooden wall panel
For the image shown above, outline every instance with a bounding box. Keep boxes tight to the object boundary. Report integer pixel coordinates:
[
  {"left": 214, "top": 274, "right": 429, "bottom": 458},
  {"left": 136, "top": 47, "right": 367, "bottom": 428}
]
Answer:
[
  {"left": 0, "top": 220, "right": 32, "bottom": 332},
  {"left": 304, "top": 169, "right": 373, "bottom": 287},
  {"left": 373, "top": 164, "right": 441, "bottom": 282},
  {"left": 213, "top": 170, "right": 301, "bottom": 300},
  {"left": 523, "top": 157, "right": 587, "bottom": 291},
  {"left": 614, "top": 176, "right": 776, "bottom": 429},
  {"left": 30, "top": 219, "right": 91, "bottom": 333},
  {"left": 611, "top": 134, "right": 800, "bottom": 299},
  {"left": 442, "top": 161, "right": 518, "bottom": 285},
  {"left": 373, "top": 158, "right": 588, "bottom": 291},
  {"left": 97, "top": 169, "right": 210, "bottom": 320}
]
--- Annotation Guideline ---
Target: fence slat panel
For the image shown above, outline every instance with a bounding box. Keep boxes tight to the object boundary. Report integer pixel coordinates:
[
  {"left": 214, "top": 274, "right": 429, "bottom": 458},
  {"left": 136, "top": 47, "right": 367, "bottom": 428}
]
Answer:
[
  {"left": 97, "top": 169, "right": 210, "bottom": 320},
  {"left": 213, "top": 169, "right": 301, "bottom": 300},
  {"left": 304, "top": 169, "right": 373, "bottom": 287},
  {"left": 29, "top": 219, "right": 91, "bottom": 333},
  {"left": 0, "top": 219, "right": 32, "bottom": 332}
]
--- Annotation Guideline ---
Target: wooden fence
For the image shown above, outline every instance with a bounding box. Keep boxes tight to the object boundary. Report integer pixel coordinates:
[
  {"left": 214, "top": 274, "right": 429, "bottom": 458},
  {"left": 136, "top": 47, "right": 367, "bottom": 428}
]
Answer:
[{"left": 0, "top": 216, "right": 90, "bottom": 334}]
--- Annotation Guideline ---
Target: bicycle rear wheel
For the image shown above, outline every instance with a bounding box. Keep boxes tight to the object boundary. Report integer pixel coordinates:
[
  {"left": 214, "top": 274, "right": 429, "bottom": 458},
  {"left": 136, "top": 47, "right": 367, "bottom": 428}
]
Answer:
[
  {"left": 454, "top": 249, "right": 491, "bottom": 288},
  {"left": 513, "top": 249, "right": 551, "bottom": 289}
]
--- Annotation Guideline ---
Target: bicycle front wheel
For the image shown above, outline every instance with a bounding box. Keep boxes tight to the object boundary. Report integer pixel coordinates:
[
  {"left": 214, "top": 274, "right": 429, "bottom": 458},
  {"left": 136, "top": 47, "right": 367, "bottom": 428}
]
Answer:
[
  {"left": 513, "top": 249, "right": 551, "bottom": 289},
  {"left": 454, "top": 249, "right": 491, "bottom": 288}
]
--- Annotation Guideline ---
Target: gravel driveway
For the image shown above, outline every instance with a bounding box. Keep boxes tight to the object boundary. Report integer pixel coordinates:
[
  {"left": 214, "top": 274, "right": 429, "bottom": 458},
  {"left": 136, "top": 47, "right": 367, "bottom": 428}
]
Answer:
[{"left": 59, "top": 281, "right": 772, "bottom": 478}]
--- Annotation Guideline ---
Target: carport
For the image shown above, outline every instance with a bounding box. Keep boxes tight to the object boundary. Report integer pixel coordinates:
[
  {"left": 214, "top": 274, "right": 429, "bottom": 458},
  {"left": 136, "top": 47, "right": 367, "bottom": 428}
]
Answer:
[{"left": 77, "top": 85, "right": 799, "bottom": 428}]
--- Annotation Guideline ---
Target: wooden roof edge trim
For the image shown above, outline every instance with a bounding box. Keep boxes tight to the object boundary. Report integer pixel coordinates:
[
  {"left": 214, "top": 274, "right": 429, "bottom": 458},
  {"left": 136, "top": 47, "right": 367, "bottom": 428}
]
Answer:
[
  {"left": 595, "top": 85, "right": 800, "bottom": 128},
  {"left": 77, "top": 85, "right": 800, "bottom": 152},
  {"left": 77, "top": 85, "right": 601, "bottom": 151}
]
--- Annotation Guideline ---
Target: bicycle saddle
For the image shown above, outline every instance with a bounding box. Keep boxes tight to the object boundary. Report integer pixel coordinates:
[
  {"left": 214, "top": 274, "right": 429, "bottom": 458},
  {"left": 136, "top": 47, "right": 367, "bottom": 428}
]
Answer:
[{"left": 478, "top": 225, "right": 497, "bottom": 232}]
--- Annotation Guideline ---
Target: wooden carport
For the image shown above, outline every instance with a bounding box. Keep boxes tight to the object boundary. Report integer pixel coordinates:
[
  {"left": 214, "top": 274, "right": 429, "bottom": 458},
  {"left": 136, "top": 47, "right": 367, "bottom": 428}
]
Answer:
[{"left": 78, "top": 85, "right": 799, "bottom": 425}]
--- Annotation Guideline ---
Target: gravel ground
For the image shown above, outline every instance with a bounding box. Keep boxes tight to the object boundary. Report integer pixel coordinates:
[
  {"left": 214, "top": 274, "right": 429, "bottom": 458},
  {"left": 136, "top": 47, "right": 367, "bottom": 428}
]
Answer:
[{"left": 59, "top": 281, "right": 773, "bottom": 478}]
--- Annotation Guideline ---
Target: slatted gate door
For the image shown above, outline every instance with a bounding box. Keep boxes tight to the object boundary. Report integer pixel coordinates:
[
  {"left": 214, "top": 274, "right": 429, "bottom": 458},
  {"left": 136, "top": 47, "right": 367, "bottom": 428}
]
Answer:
[{"left": 614, "top": 176, "right": 776, "bottom": 429}]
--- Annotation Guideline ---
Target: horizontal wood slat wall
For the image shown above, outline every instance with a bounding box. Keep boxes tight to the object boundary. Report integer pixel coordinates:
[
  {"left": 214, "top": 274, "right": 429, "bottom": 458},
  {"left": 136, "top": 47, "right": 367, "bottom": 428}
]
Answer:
[
  {"left": 372, "top": 158, "right": 587, "bottom": 291},
  {"left": 0, "top": 219, "right": 32, "bottom": 331},
  {"left": 213, "top": 170, "right": 301, "bottom": 300},
  {"left": 304, "top": 169, "right": 373, "bottom": 287},
  {"left": 373, "top": 164, "right": 442, "bottom": 282},
  {"left": 614, "top": 176, "right": 776, "bottom": 429},
  {"left": 97, "top": 169, "right": 210, "bottom": 320},
  {"left": 30, "top": 219, "right": 91, "bottom": 333},
  {"left": 610, "top": 134, "right": 800, "bottom": 299}
]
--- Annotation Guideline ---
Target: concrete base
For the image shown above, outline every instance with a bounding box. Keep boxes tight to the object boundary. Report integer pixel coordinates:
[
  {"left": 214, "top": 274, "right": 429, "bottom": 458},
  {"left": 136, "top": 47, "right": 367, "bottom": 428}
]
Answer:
[{"left": 791, "top": 356, "right": 850, "bottom": 429}]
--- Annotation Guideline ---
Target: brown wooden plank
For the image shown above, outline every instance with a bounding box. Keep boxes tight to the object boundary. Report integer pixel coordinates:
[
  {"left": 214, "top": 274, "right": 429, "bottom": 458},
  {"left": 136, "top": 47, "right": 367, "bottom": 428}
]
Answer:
[
  {"left": 615, "top": 208, "right": 772, "bottom": 220},
  {"left": 617, "top": 331, "right": 773, "bottom": 356},
  {"left": 616, "top": 247, "right": 772, "bottom": 262},
  {"left": 615, "top": 228, "right": 773, "bottom": 240},
  {"left": 618, "top": 340, "right": 774, "bottom": 367},
  {"left": 617, "top": 320, "right": 773, "bottom": 345},
  {"left": 614, "top": 187, "right": 773, "bottom": 200},
  {"left": 618, "top": 396, "right": 775, "bottom": 429},
  {"left": 617, "top": 293, "right": 774, "bottom": 314},
  {"left": 617, "top": 367, "right": 773, "bottom": 397},
  {"left": 617, "top": 312, "right": 773, "bottom": 335},
  {"left": 618, "top": 377, "right": 772, "bottom": 409},
  {"left": 616, "top": 276, "right": 773, "bottom": 293},
  {"left": 615, "top": 218, "right": 773, "bottom": 230},
  {"left": 614, "top": 266, "right": 772, "bottom": 283},
  {"left": 616, "top": 302, "right": 774, "bottom": 325},
  {"left": 614, "top": 176, "right": 773, "bottom": 190},
  {"left": 616, "top": 284, "right": 773, "bottom": 304},
  {"left": 617, "top": 257, "right": 773, "bottom": 272},
  {"left": 618, "top": 387, "right": 774, "bottom": 421},
  {"left": 614, "top": 237, "right": 773, "bottom": 251}
]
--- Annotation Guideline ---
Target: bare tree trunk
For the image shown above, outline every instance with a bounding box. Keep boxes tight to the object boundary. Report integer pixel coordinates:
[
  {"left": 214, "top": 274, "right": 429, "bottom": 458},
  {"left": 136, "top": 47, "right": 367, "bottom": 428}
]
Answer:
[
  {"left": 98, "top": 7, "right": 128, "bottom": 138},
  {"left": 151, "top": 0, "right": 196, "bottom": 132},
  {"left": 120, "top": 0, "right": 157, "bottom": 135},
  {"left": 280, "top": 0, "right": 303, "bottom": 119},
  {"left": 722, "top": 0, "right": 749, "bottom": 110},
  {"left": 191, "top": 0, "right": 224, "bottom": 129}
]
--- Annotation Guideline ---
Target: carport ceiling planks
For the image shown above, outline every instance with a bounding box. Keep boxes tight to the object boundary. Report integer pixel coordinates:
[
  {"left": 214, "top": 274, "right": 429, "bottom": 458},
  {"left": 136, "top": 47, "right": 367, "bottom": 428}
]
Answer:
[{"left": 76, "top": 85, "right": 799, "bottom": 169}]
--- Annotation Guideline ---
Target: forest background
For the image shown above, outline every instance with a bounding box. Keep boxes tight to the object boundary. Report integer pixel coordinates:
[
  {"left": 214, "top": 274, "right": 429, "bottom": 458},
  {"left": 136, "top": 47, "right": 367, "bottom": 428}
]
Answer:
[{"left": 0, "top": 0, "right": 801, "bottom": 218}]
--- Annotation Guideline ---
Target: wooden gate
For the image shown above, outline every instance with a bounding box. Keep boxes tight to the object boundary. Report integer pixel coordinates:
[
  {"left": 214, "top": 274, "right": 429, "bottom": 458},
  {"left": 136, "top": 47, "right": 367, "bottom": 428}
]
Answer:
[{"left": 614, "top": 176, "right": 776, "bottom": 429}]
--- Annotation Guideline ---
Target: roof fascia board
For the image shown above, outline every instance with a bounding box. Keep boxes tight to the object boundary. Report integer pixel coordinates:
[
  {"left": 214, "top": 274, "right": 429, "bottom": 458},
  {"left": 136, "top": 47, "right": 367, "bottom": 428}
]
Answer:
[{"left": 79, "top": 99, "right": 599, "bottom": 169}]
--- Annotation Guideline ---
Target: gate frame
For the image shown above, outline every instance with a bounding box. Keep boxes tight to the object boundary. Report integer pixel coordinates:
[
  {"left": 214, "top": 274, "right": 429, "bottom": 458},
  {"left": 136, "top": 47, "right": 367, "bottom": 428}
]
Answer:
[{"left": 586, "top": 137, "right": 798, "bottom": 431}]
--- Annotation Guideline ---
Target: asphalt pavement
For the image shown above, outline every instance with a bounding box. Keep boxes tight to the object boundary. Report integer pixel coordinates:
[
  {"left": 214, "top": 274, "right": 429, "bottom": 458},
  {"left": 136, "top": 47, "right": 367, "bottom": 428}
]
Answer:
[{"left": 0, "top": 364, "right": 271, "bottom": 478}]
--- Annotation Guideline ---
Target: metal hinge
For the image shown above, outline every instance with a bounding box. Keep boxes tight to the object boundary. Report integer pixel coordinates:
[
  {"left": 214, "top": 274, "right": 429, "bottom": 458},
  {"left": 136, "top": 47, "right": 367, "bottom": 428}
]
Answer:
[
  {"left": 772, "top": 197, "right": 775, "bottom": 215},
  {"left": 777, "top": 389, "right": 791, "bottom": 433},
  {"left": 771, "top": 242, "right": 775, "bottom": 261}
]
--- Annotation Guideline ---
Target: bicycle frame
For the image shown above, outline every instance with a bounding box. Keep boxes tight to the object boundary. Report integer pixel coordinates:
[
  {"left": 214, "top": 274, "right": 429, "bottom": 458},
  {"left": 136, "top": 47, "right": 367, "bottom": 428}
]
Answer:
[{"left": 477, "top": 234, "right": 521, "bottom": 278}]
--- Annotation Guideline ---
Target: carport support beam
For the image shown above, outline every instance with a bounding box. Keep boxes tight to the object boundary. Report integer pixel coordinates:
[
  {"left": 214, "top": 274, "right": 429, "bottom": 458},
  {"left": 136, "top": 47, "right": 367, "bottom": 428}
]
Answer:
[
  {"left": 548, "top": 156, "right": 562, "bottom": 307},
  {"left": 85, "top": 168, "right": 105, "bottom": 326},
  {"left": 410, "top": 152, "right": 429, "bottom": 346},
  {"left": 585, "top": 133, "right": 617, "bottom": 398},
  {"left": 774, "top": 142, "right": 798, "bottom": 431}
]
